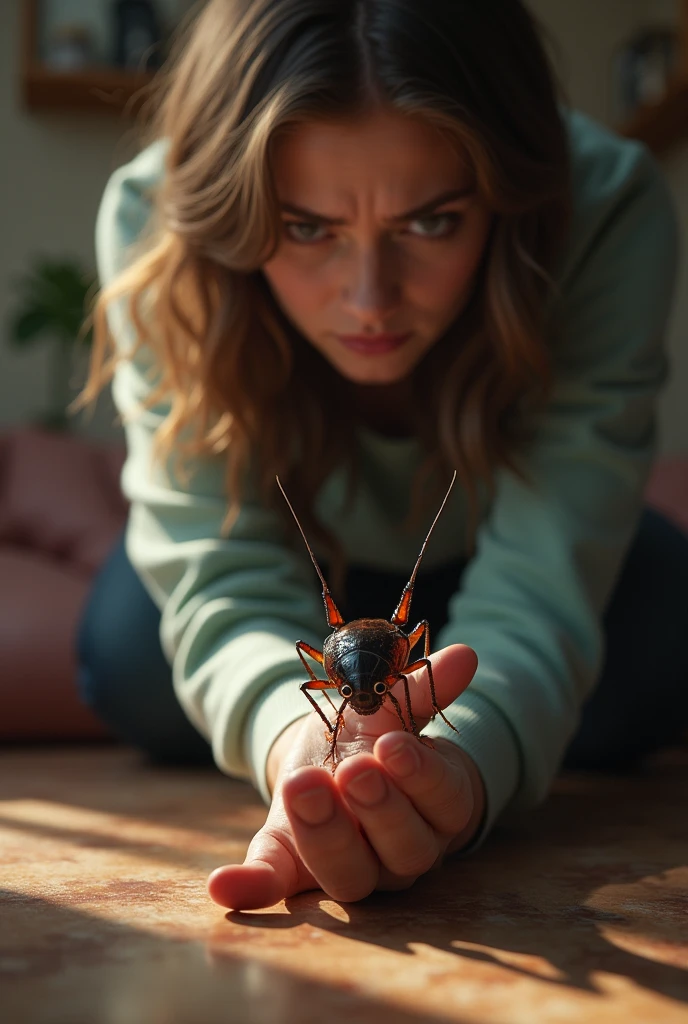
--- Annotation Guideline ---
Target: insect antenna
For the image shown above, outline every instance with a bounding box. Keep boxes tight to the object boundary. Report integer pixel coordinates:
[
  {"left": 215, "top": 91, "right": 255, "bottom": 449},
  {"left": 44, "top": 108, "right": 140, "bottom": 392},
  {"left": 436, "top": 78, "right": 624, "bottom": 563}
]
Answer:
[
  {"left": 276, "top": 475, "right": 345, "bottom": 629},
  {"left": 391, "top": 470, "right": 457, "bottom": 627}
]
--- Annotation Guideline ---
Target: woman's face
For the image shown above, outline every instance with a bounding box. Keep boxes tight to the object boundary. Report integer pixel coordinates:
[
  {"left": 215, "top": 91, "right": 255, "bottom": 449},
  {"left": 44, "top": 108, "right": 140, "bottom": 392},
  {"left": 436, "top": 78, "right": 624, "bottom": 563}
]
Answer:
[{"left": 261, "top": 109, "right": 494, "bottom": 387}]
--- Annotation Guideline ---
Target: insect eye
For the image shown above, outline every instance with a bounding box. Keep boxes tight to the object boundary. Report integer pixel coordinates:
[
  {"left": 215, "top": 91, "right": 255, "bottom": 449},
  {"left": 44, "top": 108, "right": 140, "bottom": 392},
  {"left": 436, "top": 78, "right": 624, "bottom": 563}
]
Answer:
[
  {"left": 373, "top": 681, "right": 387, "bottom": 695},
  {"left": 340, "top": 684, "right": 353, "bottom": 698}
]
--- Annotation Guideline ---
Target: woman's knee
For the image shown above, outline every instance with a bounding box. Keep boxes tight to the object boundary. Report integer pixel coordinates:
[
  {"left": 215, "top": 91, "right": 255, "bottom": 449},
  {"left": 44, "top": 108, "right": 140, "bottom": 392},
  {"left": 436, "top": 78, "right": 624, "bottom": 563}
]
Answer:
[
  {"left": 76, "top": 532, "right": 212, "bottom": 764},
  {"left": 77, "top": 531, "right": 168, "bottom": 707},
  {"left": 563, "top": 507, "right": 688, "bottom": 770}
]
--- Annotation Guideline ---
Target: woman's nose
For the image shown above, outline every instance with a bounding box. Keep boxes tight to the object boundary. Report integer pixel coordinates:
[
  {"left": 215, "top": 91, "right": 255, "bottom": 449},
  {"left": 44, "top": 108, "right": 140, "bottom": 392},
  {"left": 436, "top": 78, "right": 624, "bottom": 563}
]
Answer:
[{"left": 342, "top": 246, "right": 401, "bottom": 323}]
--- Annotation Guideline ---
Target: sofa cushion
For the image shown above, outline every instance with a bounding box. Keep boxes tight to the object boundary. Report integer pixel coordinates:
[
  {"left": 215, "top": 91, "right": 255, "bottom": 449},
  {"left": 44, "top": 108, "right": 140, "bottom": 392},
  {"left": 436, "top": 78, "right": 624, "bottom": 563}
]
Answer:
[
  {"left": 645, "top": 457, "right": 688, "bottom": 537},
  {"left": 0, "top": 428, "right": 127, "bottom": 577},
  {"left": 0, "top": 547, "right": 109, "bottom": 739}
]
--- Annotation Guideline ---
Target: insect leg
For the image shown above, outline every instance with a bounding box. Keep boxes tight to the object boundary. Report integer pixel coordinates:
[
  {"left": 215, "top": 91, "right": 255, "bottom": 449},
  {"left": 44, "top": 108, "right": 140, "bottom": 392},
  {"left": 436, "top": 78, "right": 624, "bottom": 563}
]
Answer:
[
  {"left": 387, "top": 671, "right": 419, "bottom": 737},
  {"left": 386, "top": 689, "right": 411, "bottom": 731},
  {"left": 323, "top": 697, "right": 349, "bottom": 771},
  {"left": 404, "top": 656, "right": 461, "bottom": 737},
  {"left": 386, "top": 686, "right": 434, "bottom": 749},
  {"left": 300, "top": 680, "right": 339, "bottom": 733},
  {"left": 403, "top": 622, "right": 441, "bottom": 740},
  {"left": 297, "top": 641, "right": 338, "bottom": 713}
]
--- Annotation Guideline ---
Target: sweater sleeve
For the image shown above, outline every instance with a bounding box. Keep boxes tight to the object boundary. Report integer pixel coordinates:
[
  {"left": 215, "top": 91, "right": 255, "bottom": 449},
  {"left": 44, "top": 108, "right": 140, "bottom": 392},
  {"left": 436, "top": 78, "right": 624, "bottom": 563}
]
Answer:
[
  {"left": 422, "top": 135, "right": 680, "bottom": 853},
  {"left": 96, "top": 145, "right": 330, "bottom": 805}
]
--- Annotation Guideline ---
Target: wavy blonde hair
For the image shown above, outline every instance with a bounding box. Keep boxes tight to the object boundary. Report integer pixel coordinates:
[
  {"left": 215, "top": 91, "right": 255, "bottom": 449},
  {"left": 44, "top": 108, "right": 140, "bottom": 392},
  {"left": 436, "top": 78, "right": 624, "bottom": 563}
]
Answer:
[{"left": 74, "top": 0, "right": 573, "bottom": 601}]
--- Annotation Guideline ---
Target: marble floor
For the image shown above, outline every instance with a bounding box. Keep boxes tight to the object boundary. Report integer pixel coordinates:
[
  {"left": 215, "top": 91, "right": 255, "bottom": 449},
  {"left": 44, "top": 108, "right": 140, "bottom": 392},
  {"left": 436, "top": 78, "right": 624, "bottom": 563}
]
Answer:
[{"left": 1, "top": 744, "right": 687, "bottom": 1024}]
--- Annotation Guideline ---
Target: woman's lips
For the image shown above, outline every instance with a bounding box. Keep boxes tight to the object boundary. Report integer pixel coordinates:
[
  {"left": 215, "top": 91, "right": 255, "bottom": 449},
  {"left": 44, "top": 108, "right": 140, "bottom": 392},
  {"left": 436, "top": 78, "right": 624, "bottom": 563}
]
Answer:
[{"left": 336, "top": 332, "right": 412, "bottom": 355}]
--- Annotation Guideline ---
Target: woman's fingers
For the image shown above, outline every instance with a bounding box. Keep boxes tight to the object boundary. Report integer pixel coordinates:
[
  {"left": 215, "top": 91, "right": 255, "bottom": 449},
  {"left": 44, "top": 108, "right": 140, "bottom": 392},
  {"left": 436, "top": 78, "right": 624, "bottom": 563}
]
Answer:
[
  {"left": 208, "top": 738, "right": 473, "bottom": 910},
  {"left": 374, "top": 730, "right": 474, "bottom": 837},
  {"left": 386, "top": 644, "right": 478, "bottom": 728},
  {"left": 281, "top": 765, "right": 381, "bottom": 902},
  {"left": 208, "top": 744, "right": 323, "bottom": 910},
  {"left": 210, "top": 759, "right": 385, "bottom": 910},
  {"left": 207, "top": 647, "right": 478, "bottom": 912},
  {"left": 334, "top": 753, "right": 441, "bottom": 879},
  {"left": 207, "top": 820, "right": 316, "bottom": 910}
]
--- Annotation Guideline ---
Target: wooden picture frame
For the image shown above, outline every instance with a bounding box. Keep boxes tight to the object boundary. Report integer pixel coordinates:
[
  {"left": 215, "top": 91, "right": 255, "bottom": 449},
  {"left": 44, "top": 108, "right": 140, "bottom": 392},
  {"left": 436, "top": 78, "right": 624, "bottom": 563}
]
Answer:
[
  {"left": 617, "top": 0, "right": 688, "bottom": 154},
  {"left": 17, "top": 0, "right": 688, "bottom": 151},
  {"left": 20, "top": 0, "right": 155, "bottom": 115}
]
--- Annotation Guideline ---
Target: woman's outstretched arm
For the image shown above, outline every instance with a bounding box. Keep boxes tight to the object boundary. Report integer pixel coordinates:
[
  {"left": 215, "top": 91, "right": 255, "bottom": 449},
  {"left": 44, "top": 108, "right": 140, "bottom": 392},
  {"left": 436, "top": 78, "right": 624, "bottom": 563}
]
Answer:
[
  {"left": 96, "top": 144, "right": 334, "bottom": 803},
  {"left": 423, "top": 112, "right": 680, "bottom": 851}
]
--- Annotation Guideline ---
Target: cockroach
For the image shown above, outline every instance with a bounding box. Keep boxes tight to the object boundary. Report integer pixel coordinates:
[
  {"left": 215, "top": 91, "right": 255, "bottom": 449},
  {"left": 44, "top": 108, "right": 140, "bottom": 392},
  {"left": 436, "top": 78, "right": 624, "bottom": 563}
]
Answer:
[{"left": 276, "top": 471, "right": 461, "bottom": 769}]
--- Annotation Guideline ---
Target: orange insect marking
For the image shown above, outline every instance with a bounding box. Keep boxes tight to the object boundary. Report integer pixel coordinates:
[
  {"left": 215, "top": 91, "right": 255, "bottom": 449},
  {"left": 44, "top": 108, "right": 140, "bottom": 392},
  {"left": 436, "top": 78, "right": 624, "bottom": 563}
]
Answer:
[
  {"left": 391, "top": 588, "right": 412, "bottom": 626},
  {"left": 325, "top": 593, "right": 345, "bottom": 628}
]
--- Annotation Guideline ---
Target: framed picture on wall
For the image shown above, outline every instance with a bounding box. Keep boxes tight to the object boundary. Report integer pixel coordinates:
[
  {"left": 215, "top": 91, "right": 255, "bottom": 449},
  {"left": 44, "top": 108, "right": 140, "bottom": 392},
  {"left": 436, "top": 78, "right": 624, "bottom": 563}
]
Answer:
[
  {"left": 20, "top": 0, "right": 161, "bottom": 113},
  {"left": 112, "top": 0, "right": 164, "bottom": 72}
]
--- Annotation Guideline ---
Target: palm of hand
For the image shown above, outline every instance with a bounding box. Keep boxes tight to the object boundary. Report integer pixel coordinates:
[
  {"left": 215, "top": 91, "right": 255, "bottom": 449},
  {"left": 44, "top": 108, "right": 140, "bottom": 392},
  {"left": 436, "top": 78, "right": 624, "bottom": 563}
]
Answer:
[{"left": 208, "top": 643, "right": 481, "bottom": 910}]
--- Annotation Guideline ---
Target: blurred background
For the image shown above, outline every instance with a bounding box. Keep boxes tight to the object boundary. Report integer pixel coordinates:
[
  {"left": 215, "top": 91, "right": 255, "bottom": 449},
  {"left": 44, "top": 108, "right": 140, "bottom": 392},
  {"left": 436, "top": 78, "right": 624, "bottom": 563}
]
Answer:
[
  {"left": 0, "top": 0, "right": 686, "bottom": 741},
  {"left": 1, "top": 0, "right": 687, "bottom": 445}
]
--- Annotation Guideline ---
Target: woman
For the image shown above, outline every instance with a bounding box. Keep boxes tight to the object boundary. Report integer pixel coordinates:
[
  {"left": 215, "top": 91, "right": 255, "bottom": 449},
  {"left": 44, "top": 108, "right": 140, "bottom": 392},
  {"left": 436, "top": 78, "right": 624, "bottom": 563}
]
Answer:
[{"left": 74, "top": 0, "right": 686, "bottom": 911}]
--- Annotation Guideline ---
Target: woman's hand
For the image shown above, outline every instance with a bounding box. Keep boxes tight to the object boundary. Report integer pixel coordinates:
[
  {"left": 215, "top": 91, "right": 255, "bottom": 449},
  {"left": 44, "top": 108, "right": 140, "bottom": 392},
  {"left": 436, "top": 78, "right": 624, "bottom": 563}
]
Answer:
[{"left": 207, "top": 643, "right": 484, "bottom": 910}]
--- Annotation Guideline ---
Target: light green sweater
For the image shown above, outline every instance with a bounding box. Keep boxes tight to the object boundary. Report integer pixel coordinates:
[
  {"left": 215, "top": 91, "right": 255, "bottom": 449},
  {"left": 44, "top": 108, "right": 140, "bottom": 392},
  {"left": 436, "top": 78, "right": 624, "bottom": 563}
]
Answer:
[{"left": 96, "top": 108, "right": 679, "bottom": 853}]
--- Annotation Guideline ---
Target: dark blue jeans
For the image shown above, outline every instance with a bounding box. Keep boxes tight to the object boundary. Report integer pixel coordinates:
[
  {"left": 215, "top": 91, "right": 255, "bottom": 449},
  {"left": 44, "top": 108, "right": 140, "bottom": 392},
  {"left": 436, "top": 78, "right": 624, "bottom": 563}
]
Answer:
[{"left": 76, "top": 507, "right": 688, "bottom": 771}]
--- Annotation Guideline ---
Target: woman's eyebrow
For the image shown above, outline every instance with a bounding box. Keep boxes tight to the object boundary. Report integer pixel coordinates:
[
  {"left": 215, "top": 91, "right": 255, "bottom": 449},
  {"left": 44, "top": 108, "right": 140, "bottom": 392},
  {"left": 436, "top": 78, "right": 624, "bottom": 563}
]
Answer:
[{"left": 280, "top": 186, "right": 475, "bottom": 225}]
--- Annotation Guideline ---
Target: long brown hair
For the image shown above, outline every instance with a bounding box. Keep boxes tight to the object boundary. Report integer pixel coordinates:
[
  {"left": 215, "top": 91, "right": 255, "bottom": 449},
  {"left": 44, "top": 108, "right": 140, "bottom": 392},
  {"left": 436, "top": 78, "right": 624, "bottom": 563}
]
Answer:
[{"left": 74, "top": 0, "right": 573, "bottom": 598}]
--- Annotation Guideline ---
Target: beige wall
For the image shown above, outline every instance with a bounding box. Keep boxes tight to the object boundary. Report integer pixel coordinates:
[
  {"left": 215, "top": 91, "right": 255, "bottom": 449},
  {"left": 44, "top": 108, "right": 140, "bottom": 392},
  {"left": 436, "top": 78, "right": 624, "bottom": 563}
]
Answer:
[
  {"left": 1, "top": 0, "right": 686, "bottom": 451},
  {"left": 0, "top": 0, "right": 192, "bottom": 441},
  {"left": 527, "top": 0, "right": 687, "bottom": 455}
]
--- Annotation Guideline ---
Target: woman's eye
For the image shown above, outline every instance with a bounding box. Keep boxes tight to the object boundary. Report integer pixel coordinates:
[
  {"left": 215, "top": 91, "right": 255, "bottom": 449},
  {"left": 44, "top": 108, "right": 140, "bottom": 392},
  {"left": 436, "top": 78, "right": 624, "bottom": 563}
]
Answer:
[
  {"left": 283, "top": 221, "right": 329, "bottom": 244},
  {"left": 282, "top": 212, "right": 462, "bottom": 245},
  {"left": 408, "top": 213, "right": 462, "bottom": 239}
]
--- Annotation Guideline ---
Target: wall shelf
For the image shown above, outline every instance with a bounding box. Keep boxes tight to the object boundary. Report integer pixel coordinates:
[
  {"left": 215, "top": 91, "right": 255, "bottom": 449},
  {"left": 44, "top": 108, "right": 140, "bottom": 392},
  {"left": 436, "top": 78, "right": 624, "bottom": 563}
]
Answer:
[
  {"left": 618, "top": 75, "right": 688, "bottom": 155},
  {"left": 22, "top": 65, "right": 154, "bottom": 115},
  {"left": 18, "top": 0, "right": 688, "bottom": 150},
  {"left": 20, "top": 0, "right": 158, "bottom": 116},
  {"left": 614, "top": 1, "right": 688, "bottom": 156}
]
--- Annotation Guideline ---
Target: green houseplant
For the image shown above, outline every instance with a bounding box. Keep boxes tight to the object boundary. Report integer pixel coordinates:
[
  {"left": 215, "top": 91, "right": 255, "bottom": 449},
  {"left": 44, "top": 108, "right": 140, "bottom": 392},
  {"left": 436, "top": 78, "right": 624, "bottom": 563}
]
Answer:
[{"left": 7, "top": 256, "right": 98, "bottom": 431}]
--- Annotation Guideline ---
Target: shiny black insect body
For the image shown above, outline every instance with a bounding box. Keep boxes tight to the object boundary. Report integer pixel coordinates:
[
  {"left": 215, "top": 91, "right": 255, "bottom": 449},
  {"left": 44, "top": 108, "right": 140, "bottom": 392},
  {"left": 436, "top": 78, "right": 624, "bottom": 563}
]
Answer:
[{"left": 276, "top": 473, "right": 461, "bottom": 767}]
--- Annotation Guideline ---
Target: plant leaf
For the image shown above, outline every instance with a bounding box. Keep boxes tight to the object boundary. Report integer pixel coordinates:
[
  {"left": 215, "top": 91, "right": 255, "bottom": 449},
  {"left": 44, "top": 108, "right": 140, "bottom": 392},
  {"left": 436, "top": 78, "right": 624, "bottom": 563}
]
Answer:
[
  {"left": 6, "top": 256, "right": 98, "bottom": 349},
  {"left": 8, "top": 307, "right": 54, "bottom": 345}
]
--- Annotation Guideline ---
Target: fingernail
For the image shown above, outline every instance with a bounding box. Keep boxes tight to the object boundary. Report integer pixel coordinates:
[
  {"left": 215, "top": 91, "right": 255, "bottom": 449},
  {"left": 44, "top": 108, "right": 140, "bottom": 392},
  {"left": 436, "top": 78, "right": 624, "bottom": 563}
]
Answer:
[
  {"left": 290, "top": 786, "right": 334, "bottom": 826},
  {"left": 346, "top": 769, "right": 387, "bottom": 806},
  {"left": 384, "top": 739, "right": 420, "bottom": 778}
]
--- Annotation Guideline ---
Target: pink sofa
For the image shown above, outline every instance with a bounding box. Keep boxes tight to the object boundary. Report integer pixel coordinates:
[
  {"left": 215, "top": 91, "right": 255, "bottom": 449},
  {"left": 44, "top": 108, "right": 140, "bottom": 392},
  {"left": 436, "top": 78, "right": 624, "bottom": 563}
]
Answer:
[
  {"left": 643, "top": 456, "right": 688, "bottom": 537},
  {"left": 0, "top": 425, "right": 686, "bottom": 742},
  {"left": 0, "top": 427, "right": 127, "bottom": 740}
]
